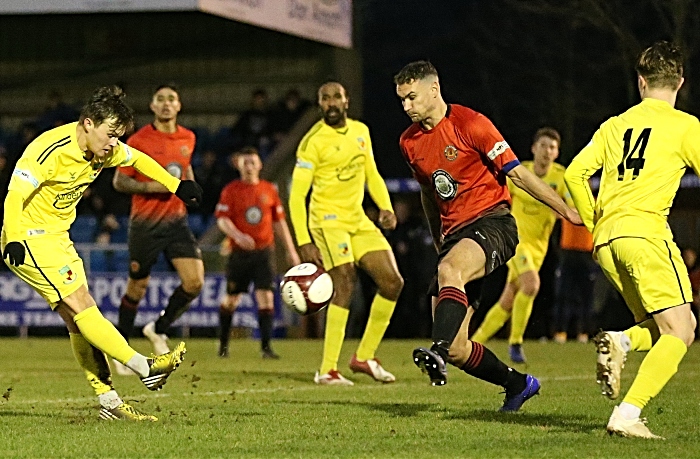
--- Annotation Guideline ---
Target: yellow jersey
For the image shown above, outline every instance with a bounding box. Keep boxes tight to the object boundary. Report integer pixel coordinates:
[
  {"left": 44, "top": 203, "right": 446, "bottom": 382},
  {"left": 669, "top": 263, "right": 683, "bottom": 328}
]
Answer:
[
  {"left": 2, "top": 122, "right": 180, "bottom": 240},
  {"left": 289, "top": 118, "right": 392, "bottom": 245},
  {"left": 509, "top": 161, "right": 570, "bottom": 255},
  {"left": 565, "top": 98, "right": 700, "bottom": 246}
]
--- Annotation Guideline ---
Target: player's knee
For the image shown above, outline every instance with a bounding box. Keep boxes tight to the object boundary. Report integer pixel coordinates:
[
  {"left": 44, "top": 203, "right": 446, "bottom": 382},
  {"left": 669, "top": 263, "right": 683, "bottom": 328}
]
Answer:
[
  {"left": 182, "top": 278, "right": 203, "bottom": 296},
  {"left": 437, "top": 260, "right": 463, "bottom": 287},
  {"left": 520, "top": 280, "right": 540, "bottom": 297},
  {"left": 379, "top": 272, "right": 404, "bottom": 300}
]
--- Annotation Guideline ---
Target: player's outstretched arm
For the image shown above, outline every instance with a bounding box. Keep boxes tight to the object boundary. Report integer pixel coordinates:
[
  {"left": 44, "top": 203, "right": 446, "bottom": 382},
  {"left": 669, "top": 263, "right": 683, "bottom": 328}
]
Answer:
[
  {"left": 564, "top": 131, "right": 605, "bottom": 232},
  {"left": 125, "top": 149, "right": 202, "bottom": 207},
  {"left": 112, "top": 168, "right": 169, "bottom": 194},
  {"left": 507, "top": 164, "right": 582, "bottom": 225}
]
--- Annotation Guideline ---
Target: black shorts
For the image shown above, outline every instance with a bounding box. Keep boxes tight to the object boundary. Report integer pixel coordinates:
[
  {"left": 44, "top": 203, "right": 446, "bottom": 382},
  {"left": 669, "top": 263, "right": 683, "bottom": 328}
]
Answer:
[
  {"left": 128, "top": 217, "right": 201, "bottom": 279},
  {"left": 226, "top": 248, "right": 275, "bottom": 294},
  {"left": 428, "top": 211, "right": 518, "bottom": 309}
]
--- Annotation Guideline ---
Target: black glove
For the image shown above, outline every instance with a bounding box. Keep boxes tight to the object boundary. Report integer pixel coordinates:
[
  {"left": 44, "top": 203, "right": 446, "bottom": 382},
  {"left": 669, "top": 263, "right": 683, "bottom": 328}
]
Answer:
[
  {"left": 3, "top": 241, "right": 25, "bottom": 266},
  {"left": 175, "top": 180, "right": 203, "bottom": 208}
]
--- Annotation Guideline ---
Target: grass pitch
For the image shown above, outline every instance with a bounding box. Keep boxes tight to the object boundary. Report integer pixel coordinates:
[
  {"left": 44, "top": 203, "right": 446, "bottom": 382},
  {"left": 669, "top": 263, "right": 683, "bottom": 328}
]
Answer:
[{"left": 1, "top": 337, "right": 699, "bottom": 458}]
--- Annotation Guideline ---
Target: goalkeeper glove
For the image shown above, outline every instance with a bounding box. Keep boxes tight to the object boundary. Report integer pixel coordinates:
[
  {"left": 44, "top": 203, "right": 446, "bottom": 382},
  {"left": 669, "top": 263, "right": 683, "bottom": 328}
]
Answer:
[
  {"left": 3, "top": 241, "right": 25, "bottom": 266},
  {"left": 175, "top": 180, "right": 203, "bottom": 208}
]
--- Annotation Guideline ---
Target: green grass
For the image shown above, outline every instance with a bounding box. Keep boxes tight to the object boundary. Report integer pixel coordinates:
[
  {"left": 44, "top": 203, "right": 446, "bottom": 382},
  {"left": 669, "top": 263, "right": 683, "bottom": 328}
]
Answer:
[{"left": 1, "top": 338, "right": 700, "bottom": 458}]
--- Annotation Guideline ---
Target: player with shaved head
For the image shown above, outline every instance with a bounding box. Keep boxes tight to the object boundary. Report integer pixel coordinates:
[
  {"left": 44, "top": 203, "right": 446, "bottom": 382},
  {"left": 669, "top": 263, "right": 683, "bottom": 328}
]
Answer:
[{"left": 289, "top": 81, "right": 404, "bottom": 385}]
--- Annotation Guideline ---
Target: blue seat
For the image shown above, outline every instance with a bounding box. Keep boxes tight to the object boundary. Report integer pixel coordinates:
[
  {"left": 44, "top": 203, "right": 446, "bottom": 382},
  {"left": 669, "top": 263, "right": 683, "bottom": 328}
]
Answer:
[
  {"left": 187, "top": 213, "right": 205, "bottom": 237},
  {"left": 70, "top": 215, "right": 98, "bottom": 243},
  {"left": 110, "top": 216, "right": 130, "bottom": 243}
]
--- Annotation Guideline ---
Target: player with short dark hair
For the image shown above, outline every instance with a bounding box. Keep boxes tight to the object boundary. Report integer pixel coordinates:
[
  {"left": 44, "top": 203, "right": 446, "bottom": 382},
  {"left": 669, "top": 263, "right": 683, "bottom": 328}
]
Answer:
[
  {"left": 566, "top": 41, "right": 697, "bottom": 438},
  {"left": 112, "top": 85, "right": 203, "bottom": 370},
  {"left": 216, "top": 147, "right": 299, "bottom": 359},
  {"left": 395, "top": 61, "right": 581, "bottom": 411},
  {"left": 472, "top": 127, "right": 573, "bottom": 363},
  {"left": 290, "top": 81, "right": 404, "bottom": 386},
  {"left": 1, "top": 85, "right": 199, "bottom": 421}
]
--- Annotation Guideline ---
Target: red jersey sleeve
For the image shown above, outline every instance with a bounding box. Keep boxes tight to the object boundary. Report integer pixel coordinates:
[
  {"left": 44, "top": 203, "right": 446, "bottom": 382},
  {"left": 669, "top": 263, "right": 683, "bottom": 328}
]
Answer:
[
  {"left": 119, "top": 133, "right": 142, "bottom": 177},
  {"left": 214, "top": 183, "right": 234, "bottom": 219},
  {"left": 463, "top": 114, "right": 519, "bottom": 173}
]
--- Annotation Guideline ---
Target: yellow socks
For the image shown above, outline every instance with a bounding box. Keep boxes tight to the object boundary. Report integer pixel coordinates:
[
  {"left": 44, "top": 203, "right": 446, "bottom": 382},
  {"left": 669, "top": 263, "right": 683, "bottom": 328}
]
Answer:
[
  {"left": 73, "top": 306, "right": 137, "bottom": 365},
  {"left": 472, "top": 302, "right": 510, "bottom": 343},
  {"left": 623, "top": 334, "right": 687, "bottom": 409},
  {"left": 69, "top": 333, "right": 113, "bottom": 396},
  {"left": 320, "top": 304, "right": 349, "bottom": 374},
  {"left": 624, "top": 319, "right": 659, "bottom": 352},
  {"left": 509, "top": 291, "right": 535, "bottom": 345},
  {"left": 356, "top": 294, "right": 396, "bottom": 361}
]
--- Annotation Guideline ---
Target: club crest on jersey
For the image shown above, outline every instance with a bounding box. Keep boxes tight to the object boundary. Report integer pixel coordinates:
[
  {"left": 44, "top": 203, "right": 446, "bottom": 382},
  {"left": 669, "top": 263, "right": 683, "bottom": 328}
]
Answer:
[
  {"left": 357, "top": 137, "right": 366, "bottom": 150},
  {"left": 166, "top": 162, "right": 183, "bottom": 178},
  {"left": 432, "top": 170, "right": 457, "bottom": 200},
  {"left": 245, "top": 206, "right": 262, "bottom": 225},
  {"left": 444, "top": 145, "right": 458, "bottom": 161},
  {"left": 59, "top": 265, "right": 76, "bottom": 285},
  {"left": 338, "top": 242, "right": 350, "bottom": 256},
  {"left": 180, "top": 145, "right": 190, "bottom": 157}
]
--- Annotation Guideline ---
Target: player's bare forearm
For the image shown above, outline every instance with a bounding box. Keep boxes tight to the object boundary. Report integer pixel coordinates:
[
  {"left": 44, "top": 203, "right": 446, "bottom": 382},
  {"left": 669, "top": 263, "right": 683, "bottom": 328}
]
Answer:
[
  {"left": 507, "top": 164, "right": 582, "bottom": 224},
  {"left": 112, "top": 170, "right": 168, "bottom": 194},
  {"left": 185, "top": 165, "right": 195, "bottom": 181},
  {"left": 274, "top": 220, "right": 300, "bottom": 266},
  {"left": 420, "top": 185, "right": 442, "bottom": 251}
]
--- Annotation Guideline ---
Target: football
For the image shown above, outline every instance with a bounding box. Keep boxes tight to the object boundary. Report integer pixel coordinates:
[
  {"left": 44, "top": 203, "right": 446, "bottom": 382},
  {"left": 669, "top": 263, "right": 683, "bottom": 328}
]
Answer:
[{"left": 280, "top": 263, "right": 334, "bottom": 315}]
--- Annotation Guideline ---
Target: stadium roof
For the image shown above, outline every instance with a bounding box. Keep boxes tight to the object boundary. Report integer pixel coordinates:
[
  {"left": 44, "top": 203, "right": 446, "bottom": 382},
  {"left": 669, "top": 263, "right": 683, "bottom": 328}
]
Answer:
[{"left": 0, "top": 0, "right": 352, "bottom": 48}]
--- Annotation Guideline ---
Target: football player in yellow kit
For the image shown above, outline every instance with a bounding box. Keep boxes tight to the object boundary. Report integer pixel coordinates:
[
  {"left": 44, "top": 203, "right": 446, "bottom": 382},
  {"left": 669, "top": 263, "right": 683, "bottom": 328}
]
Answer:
[
  {"left": 290, "top": 81, "right": 403, "bottom": 385},
  {"left": 566, "top": 41, "right": 698, "bottom": 439},
  {"left": 1, "top": 86, "right": 202, "bottom": 421}
]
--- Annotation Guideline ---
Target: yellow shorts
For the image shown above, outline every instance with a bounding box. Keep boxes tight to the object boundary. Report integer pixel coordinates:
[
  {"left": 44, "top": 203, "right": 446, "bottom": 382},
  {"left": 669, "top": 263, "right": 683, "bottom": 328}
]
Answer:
[
  {"left": 506, "top": 243, "right": 546, "bottom": 284},
  {"left": 310, "top": 219, "right": 391, "bottom": 271},
  {"left": 1, "top": 233, "right": 87, "bottom": 308},
  {"left": 595, "top": 237, "right": 692, "bottom": 321}
]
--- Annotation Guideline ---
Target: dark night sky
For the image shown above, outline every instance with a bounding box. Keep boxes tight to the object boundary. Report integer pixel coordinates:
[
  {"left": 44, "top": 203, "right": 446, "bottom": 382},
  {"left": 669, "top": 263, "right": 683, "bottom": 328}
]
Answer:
[{"left": 358, "top": 0, "right": 700, "bottom": 178}]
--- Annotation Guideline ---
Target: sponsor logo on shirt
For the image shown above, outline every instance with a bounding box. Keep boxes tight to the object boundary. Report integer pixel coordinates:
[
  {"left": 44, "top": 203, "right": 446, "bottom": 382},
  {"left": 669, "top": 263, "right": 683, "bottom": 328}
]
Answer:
[
  {"left": 59, "top": 265, "right": 77, "bottom": 285},
  {"left": 323, "top": 214, "right": 337, "bottom": 220},
  {"left": 53, "top": 183, "right": 89, "bottom": 210},
  {"left": 444, "top": 145, "right": 458, "bottom": 161},
  {"left": 12, "top": 169, "right": 39, "bottom": 188},
  {"left": 336, "top": 154, "right": 365, "bottom": 181},
  {"left": 432, "top": 170, "right": 457, "bottom": 200},
  {"left": 245, "top": 206, "right": 262, "bottom": 225},
  {"left": 487, "top": 141, "right": 509, "bottom": 160}
]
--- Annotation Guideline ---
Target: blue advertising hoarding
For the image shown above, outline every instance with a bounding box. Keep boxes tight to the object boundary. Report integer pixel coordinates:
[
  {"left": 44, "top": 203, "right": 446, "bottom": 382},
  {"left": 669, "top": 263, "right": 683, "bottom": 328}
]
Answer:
[{"left": 0, "top": 272, "right": 287, "bottom": 334}]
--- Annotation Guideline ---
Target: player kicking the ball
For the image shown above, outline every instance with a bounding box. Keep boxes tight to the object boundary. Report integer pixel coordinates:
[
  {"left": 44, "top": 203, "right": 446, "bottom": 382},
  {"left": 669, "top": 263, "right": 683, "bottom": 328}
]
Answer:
[
  {"left": 395, "top": 61, "right": 581, "bottom": 411},
  {"left": 1, "top": 86, "right": 199, "bottom": 420},
  {"left": 290, "top": 81, "right": 404, "bottom": 386}
]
